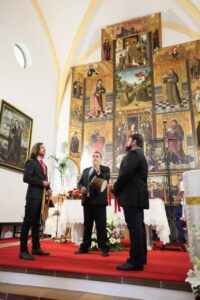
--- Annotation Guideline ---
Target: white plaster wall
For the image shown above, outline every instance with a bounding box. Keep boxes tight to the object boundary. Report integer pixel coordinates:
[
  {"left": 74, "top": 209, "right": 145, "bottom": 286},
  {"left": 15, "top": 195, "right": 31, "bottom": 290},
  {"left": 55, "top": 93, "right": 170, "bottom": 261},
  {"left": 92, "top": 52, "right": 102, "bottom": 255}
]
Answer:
[{"left": 0, "top": 0, "right": 57, "bottom": 223}]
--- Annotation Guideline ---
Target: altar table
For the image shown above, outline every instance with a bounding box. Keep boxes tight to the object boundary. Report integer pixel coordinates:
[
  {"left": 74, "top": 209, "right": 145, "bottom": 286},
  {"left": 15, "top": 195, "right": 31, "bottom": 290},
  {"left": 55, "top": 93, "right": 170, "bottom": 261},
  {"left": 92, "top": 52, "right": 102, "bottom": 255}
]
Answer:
[{"left": 58, "top": 198, "right": 170, "bottom": 245}]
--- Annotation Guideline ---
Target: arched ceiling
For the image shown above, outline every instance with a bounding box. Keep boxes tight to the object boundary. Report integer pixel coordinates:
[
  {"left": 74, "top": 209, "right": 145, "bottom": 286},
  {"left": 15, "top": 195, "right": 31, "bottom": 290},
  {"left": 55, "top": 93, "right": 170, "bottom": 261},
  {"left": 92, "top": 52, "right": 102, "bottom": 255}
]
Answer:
[{"left": 30, "top": 0, "right": 200, "bottom": 120}]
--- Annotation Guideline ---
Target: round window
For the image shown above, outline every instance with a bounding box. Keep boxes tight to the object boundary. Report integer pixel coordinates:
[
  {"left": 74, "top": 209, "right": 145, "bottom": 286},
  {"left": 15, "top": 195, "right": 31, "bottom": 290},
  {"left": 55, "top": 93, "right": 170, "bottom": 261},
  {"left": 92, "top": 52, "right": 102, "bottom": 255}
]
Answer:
[{"left": 14, "top": 43, "right": 32, "bottom": 69}]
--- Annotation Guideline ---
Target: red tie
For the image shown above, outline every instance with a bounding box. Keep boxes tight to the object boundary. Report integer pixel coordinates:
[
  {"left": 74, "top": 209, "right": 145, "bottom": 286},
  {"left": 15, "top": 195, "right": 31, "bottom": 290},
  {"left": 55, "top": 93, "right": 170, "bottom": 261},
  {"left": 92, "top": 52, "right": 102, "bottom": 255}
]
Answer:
[{"left": 40, "top": 160, "right": 46, "bottom": 176}]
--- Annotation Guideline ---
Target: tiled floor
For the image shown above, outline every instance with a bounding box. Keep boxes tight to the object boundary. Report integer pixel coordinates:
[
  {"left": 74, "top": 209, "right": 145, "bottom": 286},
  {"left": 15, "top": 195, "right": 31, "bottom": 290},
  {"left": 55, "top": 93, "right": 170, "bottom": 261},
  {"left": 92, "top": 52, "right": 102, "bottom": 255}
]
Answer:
[{"left": 0, "top": 283, "right": 138, "bottom": 300}]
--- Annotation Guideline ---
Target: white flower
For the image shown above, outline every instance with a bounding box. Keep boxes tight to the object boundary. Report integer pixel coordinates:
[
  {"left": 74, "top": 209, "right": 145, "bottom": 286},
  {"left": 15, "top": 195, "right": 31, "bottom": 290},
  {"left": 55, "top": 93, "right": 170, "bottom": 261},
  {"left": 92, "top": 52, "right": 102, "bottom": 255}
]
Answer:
[
  {"left": 91, "top": 241, "right": 97, "bottom": 248},
  {"left": 110, "top": 237, "right": 116, "bottom": 244},
  {"left": 186, "top": 266, "right": 200, "bottom": 289}
]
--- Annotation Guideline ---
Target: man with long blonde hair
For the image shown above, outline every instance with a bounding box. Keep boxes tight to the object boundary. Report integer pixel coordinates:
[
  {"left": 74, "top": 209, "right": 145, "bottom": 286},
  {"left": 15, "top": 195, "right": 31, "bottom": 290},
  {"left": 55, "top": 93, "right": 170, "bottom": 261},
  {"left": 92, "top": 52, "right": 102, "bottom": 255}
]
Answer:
[{"left": 19, "top": 143, "right": 51, "bottom": 260}]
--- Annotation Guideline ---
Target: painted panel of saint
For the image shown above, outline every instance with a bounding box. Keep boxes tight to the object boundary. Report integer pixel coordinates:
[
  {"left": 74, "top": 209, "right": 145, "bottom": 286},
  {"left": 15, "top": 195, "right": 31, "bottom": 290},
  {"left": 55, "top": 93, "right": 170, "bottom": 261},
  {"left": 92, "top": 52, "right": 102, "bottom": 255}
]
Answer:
[
  {"left": 114, "top": 109, "right": 153, "bottom": 172},
  {"left": 68, "top": 128, "right": 82, "bottom": 167},
  {"left": 84, "top": 74, "right": 113, "bottom": 122},
  {"left": 154, "top": 59, "right": 190, "bottom": 114},
  {"left": 114, "top": 32, "right": 151, "bottom": 72},
  {"left": 101, "top": 12, "right": 161, "bottom": 61},
  {"left": 70, "top": 99, "right": 83, "bottom": 127},
  {"left": 115, "top": 67, "right": 152, "bottom": 111},
  {"left": 82, "top": 120, "right": 113, "bottom": 171},
  {"left": 148, "top": 176, "right": 167, "bottom": 202},
  {"left": 156, "top": 112, "right": 197, "bottom": 170}
]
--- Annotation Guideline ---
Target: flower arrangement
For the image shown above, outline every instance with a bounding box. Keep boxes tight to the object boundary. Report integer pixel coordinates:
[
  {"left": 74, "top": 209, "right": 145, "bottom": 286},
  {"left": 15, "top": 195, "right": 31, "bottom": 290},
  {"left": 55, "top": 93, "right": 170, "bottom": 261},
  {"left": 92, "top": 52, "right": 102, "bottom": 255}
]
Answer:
[
  {"left": 67, "top": 189, "right": 82, "bottom": 199},
  {"left": 90, "top": 220, "right": 123, "bottom": 252},
  {"left": 186, "top": 256, "right": 200, "bottom": 298},
  {"left": 186, "top": 225, "right": 200, "bottom": 299}
]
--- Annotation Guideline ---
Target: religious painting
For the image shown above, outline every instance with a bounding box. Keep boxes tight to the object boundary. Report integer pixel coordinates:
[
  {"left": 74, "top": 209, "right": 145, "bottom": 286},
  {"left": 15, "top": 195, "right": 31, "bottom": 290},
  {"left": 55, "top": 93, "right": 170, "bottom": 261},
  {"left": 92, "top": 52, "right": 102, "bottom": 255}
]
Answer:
[
  {"left": 71, "top": 66, "right": 84, "bottom": 100},
  {"left": 190, "top": 56, "right": 200, "bottom": 114},
  {"left": 102, "top": 12, "right": 161, "bottom": 61},
  {"left": 70, "top": 66, "right": 85, "bottom": 126},
  {"left": 148, "top": 175, "right": 167, "bottom": 202},
  {"left": 114, "top": 108, "right": 153, "bottom": 172},
  {"left": 156, "top": 111, "right": 197, "bottom": 170},
  {"left": 68, "top": 127, "right": 82, "bottom": 168},
  {"left": 148, "top": 174, "right": 183, "bottom": 205},
  {"left": 0, "top": 100, "right": 33, "bottom": 173},
  {"left": 145, "top": 138, "right": 165, "bottom": 172},
  {"left": 115, "top": 67, "right": 153, "bottom": 111},
  {"left": 194, "top": 112, "right": 200, "bottom": 165},
  {"left": 153, "top": 58, "right": 190, "bottom": 114},
  {"left": 70, "top": 98, "right": 83, "bottom": 127},
  {"left": 83, "top": 120, "right": 113, "bottom": 171},
  {"left": 84, "top": 61, "right": 113, "bottom": 122},
  {"left": 170, "top": 173, "right": 183, "bottom": 205},
  {"left": 114, "top": 32, "right": 151, "bottom": 71}
]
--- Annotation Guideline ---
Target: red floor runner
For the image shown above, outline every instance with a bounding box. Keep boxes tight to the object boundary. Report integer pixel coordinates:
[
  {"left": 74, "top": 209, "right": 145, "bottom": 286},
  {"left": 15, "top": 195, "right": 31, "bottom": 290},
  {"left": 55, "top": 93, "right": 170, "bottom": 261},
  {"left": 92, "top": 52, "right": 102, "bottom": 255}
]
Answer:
[{"left": 0, "top": 239, "right": 192, "bottom": 282}]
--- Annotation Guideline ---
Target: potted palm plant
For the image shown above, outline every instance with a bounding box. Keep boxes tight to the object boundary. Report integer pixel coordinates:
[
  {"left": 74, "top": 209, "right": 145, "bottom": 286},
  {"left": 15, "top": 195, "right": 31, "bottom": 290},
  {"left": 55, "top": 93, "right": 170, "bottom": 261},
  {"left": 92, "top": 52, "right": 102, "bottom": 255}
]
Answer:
[{"left": 49, "top": 143, "right": 69, "bottom": 195}]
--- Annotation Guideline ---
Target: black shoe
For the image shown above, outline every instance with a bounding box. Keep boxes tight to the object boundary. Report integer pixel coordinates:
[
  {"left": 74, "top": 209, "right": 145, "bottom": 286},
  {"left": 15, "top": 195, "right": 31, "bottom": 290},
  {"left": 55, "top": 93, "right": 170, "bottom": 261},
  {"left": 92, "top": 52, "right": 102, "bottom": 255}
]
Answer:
[
  {"left": 19, "top": 251, "right": 35, "bottom": 260},
  {"left": 32, "top": 248, "right": 50, "bottom": 256},
  {"left": 74, "top": 249, "right": 88, "bottom": 254},
  {"left": 127, "top": 258, "right": 147, "bottom": 265},
  {"left": 101, "top": 251, "right": 109, "bottom": 257},
  {"left": 116, "top": 263, "right": 143, "bottom": 271}
]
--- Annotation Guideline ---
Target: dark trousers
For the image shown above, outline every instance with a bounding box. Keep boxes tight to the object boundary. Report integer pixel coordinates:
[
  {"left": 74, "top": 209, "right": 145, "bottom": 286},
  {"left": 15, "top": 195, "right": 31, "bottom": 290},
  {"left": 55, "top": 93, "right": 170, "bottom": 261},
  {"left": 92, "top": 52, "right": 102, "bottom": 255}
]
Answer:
[
  {"left": 20, "top": 198, "right": 42, "bottom": 252},
  {"left": 123, "top": 206, "right": 147, "bottom": 266},
  {"left": 80, "top": 204, "right": 109, "bottom": 252},
  {"left": 176, "top": 219, "right": 186, "bottom": 243}
]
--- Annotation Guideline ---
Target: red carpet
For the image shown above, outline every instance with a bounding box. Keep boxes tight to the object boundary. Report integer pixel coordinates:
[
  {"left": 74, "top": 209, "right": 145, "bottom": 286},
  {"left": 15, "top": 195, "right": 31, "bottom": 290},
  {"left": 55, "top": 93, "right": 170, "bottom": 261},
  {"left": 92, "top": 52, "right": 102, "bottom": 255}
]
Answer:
[{"left": 0, "top": 239, "right": 192, "bottom": 282}]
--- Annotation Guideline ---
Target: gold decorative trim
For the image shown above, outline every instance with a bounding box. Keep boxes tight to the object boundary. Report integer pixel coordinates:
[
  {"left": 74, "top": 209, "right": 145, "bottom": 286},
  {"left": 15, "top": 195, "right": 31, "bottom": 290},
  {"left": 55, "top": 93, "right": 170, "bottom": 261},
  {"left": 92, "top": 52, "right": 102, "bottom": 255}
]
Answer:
[
  {"left": 56, "top": 0, "right": 101, "bottom": 125},
  {"left": 31, "top": 0, "right": 60, "bottom": 80},
  {"left": 185, "top": 197, "right": 200, "bottom": 205}
]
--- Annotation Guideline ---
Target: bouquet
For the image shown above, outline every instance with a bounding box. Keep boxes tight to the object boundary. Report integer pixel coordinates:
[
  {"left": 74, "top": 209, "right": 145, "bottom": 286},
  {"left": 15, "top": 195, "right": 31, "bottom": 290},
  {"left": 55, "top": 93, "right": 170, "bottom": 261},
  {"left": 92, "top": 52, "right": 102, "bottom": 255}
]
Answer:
[
  {"left": 67, "top": 189, "right": 81, "bottom": 199},
  {"left": 186, "top": 256, "right": 200, "bottom": 298},
  {"left": 90, "top": 220, "right": 123, "bottom": 252},
  {"left": 185, "top": 225, "right": 200, "bottom": 299}
]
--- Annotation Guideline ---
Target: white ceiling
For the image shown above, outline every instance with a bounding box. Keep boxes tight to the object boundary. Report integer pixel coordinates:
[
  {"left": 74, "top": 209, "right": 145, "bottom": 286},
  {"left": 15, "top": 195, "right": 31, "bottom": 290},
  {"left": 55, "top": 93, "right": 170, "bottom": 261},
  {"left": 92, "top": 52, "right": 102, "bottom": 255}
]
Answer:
[{"left": 35, "top": 0, "right": 200, "bottom": 71}]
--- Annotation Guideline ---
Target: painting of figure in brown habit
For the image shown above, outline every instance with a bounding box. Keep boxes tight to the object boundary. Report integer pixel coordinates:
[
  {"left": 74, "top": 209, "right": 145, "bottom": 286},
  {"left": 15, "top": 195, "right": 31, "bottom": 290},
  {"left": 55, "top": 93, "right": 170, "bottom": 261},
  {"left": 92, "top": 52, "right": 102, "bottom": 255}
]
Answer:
[
  {"left": 115, "top": 32, "right": 151, "bottom": 71},
  {"left": 154, "top": 58, "right": 190, "bottom": 114},
  {"left": 115, "top": 67, "right": 152, "bottom": 111},
  {"left": 190, "top": 56, "right": 200, "bottom": 81}
]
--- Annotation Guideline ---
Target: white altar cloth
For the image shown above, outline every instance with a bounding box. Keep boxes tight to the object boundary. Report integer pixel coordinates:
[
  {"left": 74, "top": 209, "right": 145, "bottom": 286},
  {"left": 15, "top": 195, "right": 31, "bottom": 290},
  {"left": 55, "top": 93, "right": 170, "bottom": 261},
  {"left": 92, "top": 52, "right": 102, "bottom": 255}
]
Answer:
[{"left": 59, "top": 198, "right": 170, "bottom": 245}]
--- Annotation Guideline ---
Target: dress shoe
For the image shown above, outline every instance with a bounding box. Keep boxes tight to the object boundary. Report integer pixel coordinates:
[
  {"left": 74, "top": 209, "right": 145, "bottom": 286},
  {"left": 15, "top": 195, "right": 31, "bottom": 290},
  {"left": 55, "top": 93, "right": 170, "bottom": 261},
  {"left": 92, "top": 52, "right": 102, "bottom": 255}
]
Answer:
[
  {"left": 116, "top": 263, "right": 143, "bottom": 271},
  {"left": 127, "top": 258, "right": 147, "bottom": 265},
  {"left": 19, "top": 251, "right": 35, "bottom": 260},
  {"left": 32, "top": 248, "right": 50, "bottom": 256},
  {"left": 101, "top": 251, "right": 109, "bottom": 257},
  {"left": 74, "top": 249, "right": 88, "bottom": 254}
]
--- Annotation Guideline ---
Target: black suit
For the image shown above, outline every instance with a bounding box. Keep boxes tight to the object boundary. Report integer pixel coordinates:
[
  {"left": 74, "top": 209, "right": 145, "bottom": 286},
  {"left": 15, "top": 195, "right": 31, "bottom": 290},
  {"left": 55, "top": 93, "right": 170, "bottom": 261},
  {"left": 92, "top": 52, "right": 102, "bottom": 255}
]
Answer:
[
  {"left": 78, "top": 165, "right": 110, "bottom": 252},
  {"left": 20, "top": 159, "right": 48, "bottom": 252},
  {"left": 113, "top": 148, "right": 149, "bottom": 267}
]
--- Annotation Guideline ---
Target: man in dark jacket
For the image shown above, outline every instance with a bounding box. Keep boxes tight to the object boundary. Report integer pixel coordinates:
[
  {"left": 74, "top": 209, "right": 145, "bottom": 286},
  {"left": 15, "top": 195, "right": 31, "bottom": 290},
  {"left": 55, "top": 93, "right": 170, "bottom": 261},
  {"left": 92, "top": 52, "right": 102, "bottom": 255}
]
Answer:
[
  {"left": 75, "top": 151, "right": 110, "bottom": 256},
  {"left": 19, "top": 143, "right": 51, "bottom": 260},
  {"left": 113, "top": 133, "right": 149, "bottom": 271}
]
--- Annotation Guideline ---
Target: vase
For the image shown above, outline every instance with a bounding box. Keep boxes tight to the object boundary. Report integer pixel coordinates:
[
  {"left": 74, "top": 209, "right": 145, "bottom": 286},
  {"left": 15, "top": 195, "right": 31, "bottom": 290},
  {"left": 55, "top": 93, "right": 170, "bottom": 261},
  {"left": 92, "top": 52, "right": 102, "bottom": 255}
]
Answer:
[{"left": 195, "top": 295, "right": 200, "bottom": 300}]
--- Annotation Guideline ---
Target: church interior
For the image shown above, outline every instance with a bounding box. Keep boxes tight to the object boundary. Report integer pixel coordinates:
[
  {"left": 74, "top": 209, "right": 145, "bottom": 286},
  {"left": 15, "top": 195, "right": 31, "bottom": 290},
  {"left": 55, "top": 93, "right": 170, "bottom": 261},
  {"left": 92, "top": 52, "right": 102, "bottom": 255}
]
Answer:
[{"left": 1, "top": 0, "right": 200, "bottom": 299}]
